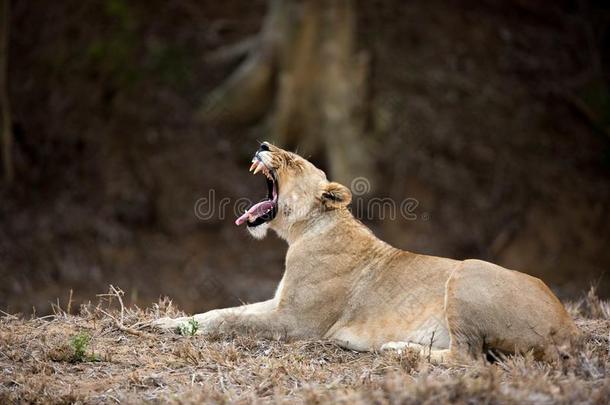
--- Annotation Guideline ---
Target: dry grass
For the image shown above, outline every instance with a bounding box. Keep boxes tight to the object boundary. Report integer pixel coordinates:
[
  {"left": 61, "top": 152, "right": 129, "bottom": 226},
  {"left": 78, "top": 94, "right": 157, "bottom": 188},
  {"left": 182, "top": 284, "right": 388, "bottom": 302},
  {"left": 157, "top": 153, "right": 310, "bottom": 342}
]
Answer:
[{"left": 1, "top": 288, "right": 609, "bottom": 404}]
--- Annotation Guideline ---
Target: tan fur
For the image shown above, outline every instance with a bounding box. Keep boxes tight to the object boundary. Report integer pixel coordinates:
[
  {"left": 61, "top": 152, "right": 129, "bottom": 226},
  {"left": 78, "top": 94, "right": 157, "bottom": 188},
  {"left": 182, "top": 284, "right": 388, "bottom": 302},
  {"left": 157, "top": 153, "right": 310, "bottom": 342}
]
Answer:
[{"left": 155, "top": 143, "right": 579, "bottom": 363}]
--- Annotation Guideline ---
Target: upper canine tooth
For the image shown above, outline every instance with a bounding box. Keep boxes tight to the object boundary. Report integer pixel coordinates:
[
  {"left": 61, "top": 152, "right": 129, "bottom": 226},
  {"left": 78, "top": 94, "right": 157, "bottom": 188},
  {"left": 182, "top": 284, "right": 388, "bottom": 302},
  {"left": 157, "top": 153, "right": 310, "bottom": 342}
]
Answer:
[
  {"left": 249, "top": 161, "right": 258, "bottom": 172},
  {"left": 253, "top": 163, "right": 263, "bottom": 175}
]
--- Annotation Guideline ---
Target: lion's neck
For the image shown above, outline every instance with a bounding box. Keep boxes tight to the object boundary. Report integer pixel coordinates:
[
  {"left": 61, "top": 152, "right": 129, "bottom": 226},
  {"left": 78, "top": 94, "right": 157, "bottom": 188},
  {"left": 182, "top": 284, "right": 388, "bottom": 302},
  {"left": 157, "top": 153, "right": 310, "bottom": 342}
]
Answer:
[
  {"left": 280, "top": 208, "right": 400, "bottom": 288},
  {"left": 278, "top": 209, "right": 378, "bottom": 247}
]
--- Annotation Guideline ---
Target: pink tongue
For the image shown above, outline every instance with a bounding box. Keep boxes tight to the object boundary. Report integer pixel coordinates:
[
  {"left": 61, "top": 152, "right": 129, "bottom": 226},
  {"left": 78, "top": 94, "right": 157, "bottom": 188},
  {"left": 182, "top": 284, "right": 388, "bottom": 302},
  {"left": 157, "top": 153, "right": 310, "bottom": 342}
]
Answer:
[{"left": 235, "top": 200, "right": 275, "bottom": 226}]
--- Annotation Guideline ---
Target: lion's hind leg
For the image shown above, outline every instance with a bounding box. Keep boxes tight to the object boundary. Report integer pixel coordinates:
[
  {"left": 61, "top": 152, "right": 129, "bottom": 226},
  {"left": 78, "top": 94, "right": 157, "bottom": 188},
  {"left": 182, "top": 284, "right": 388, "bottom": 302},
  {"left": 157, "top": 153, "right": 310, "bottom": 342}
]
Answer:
[
  {"left": 381, "top": 341, "right": 454, "bottom": 364},
  {"left": 443, "top": 260, "right": 579, "bottom": 361}
]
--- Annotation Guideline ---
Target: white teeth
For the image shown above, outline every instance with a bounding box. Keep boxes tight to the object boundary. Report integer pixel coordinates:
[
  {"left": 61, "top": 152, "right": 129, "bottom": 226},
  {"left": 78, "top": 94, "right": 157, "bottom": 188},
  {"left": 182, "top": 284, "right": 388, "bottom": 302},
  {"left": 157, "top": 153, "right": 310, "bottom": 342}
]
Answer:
[{"left": 249, "top": 158, "right": 272, "bottom": 177}]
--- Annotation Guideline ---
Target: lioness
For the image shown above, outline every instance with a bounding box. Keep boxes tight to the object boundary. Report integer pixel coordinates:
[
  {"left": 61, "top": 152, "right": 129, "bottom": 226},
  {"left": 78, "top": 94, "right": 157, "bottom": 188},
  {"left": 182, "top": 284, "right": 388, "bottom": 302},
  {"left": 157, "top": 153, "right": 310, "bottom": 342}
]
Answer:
[{"left": 155, "top": 142, "right": 579, "bottom": 363}]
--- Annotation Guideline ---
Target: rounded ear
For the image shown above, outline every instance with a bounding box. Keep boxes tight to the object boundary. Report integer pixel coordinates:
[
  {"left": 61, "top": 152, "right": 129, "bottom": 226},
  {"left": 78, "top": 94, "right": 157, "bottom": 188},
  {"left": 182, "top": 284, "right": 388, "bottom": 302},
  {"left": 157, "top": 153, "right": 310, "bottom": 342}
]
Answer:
[{"left": 320, "top": 182, "right": 352, "bottom": 209}]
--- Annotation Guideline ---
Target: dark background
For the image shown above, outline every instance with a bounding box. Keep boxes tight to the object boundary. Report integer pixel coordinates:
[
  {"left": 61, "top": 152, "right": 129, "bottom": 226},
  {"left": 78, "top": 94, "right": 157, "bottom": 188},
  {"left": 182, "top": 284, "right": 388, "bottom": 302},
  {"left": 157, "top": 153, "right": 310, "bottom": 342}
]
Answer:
[{"left": 1, "top": 0, "right": 609, "bottom": 315}]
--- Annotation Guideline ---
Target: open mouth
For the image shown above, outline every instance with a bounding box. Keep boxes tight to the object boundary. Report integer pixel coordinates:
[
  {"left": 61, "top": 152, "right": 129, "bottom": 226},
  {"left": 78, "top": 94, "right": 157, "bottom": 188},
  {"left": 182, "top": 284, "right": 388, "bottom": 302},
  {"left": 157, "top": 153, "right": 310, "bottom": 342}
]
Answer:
[{"left": 234, "top": 156, "right": 278, "bottom": 227}]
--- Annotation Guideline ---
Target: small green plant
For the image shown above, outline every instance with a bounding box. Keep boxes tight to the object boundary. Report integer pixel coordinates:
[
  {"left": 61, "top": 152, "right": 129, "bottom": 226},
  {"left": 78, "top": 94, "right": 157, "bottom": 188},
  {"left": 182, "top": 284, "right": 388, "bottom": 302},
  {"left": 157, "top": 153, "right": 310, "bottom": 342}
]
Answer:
[
  {"left": 70, "top": 332, "right": 99, "bottom": 363},
  {"left": 176, "top": 318, "right": 199, "bottom": 336}
]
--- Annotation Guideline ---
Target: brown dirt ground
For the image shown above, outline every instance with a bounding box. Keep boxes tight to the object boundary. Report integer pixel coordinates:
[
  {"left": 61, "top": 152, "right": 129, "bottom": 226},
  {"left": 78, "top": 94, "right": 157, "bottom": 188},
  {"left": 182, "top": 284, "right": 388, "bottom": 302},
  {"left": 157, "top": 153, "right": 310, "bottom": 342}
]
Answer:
[{"left": 1, "top": 287, "right": 609, "bottom": 404}]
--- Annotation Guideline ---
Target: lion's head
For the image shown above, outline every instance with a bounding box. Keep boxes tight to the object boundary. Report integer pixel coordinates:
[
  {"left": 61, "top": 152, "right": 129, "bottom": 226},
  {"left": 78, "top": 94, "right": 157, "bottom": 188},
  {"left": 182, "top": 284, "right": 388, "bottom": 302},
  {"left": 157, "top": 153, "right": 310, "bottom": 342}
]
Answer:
[{"left": 235, "top": 142, "right": 352, "bottom": 239}]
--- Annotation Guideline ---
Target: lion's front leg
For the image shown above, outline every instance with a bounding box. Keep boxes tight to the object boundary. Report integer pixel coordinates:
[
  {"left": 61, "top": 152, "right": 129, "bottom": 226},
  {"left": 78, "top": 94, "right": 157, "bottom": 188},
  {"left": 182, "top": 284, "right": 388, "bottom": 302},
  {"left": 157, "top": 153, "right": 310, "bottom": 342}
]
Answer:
[
  {"left": 153, "top": 299, "right": 293, "bottom": 338},
  {"left": 196, "top": 309, "right": 295, "bottom": 339}
]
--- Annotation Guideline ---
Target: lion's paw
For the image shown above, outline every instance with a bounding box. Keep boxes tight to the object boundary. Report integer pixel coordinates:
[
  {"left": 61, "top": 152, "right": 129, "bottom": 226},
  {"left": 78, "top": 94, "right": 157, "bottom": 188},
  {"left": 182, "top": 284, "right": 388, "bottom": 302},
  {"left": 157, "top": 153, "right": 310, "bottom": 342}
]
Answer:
[{"left": 152, "top": 317, "right": 183, "bottom": 330}]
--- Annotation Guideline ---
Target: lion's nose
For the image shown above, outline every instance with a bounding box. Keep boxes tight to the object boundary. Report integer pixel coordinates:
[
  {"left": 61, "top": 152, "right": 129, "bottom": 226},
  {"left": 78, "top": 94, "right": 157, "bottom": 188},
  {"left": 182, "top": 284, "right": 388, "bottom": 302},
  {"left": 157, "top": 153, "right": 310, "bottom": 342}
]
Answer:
[{"left": 259, "top": 142, "right": 270, "bottom": 152}]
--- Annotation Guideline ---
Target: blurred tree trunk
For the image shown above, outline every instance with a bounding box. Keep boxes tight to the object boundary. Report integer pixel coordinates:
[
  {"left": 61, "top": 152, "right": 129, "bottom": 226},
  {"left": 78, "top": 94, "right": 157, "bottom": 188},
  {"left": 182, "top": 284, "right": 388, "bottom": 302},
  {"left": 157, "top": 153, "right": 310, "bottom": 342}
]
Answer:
[
  {"left": 201, "top": 0, "right": 374, "bottom": 188},
  {"left": 0, "top": 0, "right": 12, "bottom": 185}
]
